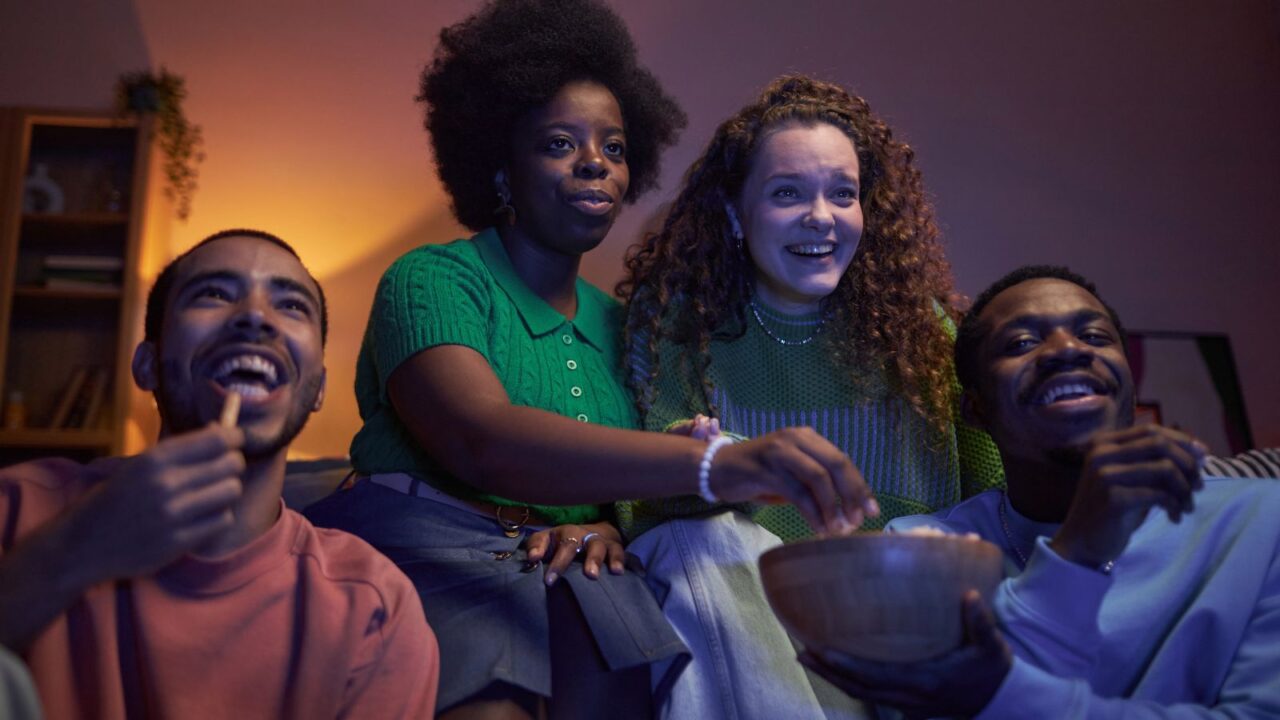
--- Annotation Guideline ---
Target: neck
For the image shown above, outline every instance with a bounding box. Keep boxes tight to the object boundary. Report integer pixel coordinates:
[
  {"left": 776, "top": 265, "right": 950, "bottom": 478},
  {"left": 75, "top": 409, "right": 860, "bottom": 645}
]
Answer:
[
  {"left": 498, "top": 225, "right": 581, "bottom": 318},
  {"left": 193, "top": 449, "right": 287, "bottom": 557},
  {"left": 1002, "top": 453, "right": 1080, "bottom": 523},
  {"left": 753, "top": 282, "right": 822, "bottom": 316}
]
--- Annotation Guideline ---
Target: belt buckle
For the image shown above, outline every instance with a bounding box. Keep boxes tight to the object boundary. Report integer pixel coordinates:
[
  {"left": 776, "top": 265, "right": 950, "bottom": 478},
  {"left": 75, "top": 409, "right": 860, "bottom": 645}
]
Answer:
[{"left": 495, "top": 506, "right": 531, "bottom": 538}]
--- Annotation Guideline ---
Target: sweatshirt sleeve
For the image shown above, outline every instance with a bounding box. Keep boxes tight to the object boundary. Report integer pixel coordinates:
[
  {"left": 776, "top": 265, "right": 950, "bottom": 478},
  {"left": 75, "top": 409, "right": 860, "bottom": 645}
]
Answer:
[
  {"left": 979, "top": 542, "right": 1280, "bottom": 720},
  {"left": 994, "top": 536, "right": 1112, "bottom": 679}
]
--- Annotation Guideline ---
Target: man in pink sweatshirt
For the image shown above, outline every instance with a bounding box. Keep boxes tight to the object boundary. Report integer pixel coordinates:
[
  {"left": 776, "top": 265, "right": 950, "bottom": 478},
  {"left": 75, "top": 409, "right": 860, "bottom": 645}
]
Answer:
[{"left": 0, "top": 229, "right": 439, "bottom": 719}]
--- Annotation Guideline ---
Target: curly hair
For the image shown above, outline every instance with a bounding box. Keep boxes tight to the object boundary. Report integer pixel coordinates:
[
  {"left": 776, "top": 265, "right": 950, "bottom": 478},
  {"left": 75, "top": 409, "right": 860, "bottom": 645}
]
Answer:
[
  {"left": 419, "top": 0, "right": 686, "bottom": 231},
  {"left": 619, "top": 75, "right": 960, "bottom": 432}
]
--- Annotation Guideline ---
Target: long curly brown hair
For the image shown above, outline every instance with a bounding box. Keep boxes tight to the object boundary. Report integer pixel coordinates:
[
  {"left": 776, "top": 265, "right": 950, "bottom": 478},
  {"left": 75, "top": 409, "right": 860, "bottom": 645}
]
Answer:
[{"left": 619, "top": 75, "right": 960, "bottom": 432}]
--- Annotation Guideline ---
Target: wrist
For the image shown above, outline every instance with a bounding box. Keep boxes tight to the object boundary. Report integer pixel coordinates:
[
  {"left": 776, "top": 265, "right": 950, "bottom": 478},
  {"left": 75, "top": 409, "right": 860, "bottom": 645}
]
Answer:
[
  {"left": 698, "top": 436, "right": 735, "bottom": 503},
  {"left": 1047, "top": 534, "right": 1114, "bottom": 574}
]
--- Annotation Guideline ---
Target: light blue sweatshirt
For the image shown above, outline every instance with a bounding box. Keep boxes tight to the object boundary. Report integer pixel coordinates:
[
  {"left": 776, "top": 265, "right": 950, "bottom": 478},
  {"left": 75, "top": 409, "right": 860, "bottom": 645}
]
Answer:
[{"left": 887, "top": 477, "right": 1280, "bottom": 718}]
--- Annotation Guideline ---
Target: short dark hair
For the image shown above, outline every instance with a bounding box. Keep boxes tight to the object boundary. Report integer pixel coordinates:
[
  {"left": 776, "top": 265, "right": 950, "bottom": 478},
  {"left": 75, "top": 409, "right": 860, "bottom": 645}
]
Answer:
[
  {"left": 144, "top": 228, "right": 329, "bottom": 346},
  {"left": 954, "top": 265, "right": 1125, "bottom": 390},
  {"left": 419, "top": 0, "right": 687, "bottom": 231}
]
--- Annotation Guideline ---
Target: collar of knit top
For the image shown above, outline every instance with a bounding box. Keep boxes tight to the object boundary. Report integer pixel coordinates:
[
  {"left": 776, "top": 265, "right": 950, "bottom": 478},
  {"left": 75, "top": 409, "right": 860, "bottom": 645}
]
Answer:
[{"left": 748, "top": 297, "right": 824, "bottom": 346}]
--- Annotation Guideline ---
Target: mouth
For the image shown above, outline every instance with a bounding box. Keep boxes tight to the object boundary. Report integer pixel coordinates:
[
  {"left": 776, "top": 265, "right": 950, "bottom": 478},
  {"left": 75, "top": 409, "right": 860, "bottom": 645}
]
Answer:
[
  {"left": 785, "top": 243, "right": 837, "bottom": 258},
  {"left": 1027, "top": 374, "right": 1111, "bottom": 408},
  {"left": 566, "top": 188, "right": 615, "bottom": 217},
  {"left": 205, "top": 350, "right": 286, "bottom": 401}
]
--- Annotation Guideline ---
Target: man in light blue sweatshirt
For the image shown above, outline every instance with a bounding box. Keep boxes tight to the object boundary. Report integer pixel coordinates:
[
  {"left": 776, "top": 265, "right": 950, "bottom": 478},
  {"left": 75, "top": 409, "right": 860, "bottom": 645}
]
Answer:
[{"left": 803, "top": 265, "right": 1280, "bottom": 719}]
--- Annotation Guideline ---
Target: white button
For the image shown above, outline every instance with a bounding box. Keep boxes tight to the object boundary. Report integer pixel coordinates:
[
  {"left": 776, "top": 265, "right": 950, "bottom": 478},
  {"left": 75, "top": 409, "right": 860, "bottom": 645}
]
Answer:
[
  {"left": 561, "top": 334, "right": 573, "bottom": 345},
  {"left": 576, "top": 414, "right": 589, "bottom": 422},
  {"left": 570, "top": 386, "right": 582, "bottom": 397},
  {"left": 566, "top": 360, "right": 578, "bottom": 370}
]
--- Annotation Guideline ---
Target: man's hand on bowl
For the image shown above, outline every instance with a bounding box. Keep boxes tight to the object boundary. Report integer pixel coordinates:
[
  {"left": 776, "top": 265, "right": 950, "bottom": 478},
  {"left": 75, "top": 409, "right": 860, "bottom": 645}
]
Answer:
[{"left": 798, "top": 590, "right": 1011, "bottom": 719}]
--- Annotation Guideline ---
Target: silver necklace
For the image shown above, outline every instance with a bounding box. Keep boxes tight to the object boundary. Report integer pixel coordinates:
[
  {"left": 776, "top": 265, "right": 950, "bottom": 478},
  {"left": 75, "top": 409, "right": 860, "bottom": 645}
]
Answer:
[
  {"left": 749, "top": 301, "right": 821, "bottom": 346},
  {"left": 998, "top": 493, "right": 1113, "bottom": 574},
  {"left": 997, "top": 493, "right": 1030, "bottom": 569}
]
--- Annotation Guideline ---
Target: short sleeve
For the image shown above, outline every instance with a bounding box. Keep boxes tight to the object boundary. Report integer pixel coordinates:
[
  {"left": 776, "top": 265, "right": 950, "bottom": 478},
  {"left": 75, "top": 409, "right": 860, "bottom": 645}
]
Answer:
[{"left": 367, "top": 242, "right": 494, "bottom": 383}]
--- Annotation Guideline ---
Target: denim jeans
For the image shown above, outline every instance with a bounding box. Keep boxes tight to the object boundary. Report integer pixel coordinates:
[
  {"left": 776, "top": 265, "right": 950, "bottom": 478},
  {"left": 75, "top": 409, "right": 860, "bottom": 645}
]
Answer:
[{"left": 628, "top": 511, "right": 870, "bottom": 720}]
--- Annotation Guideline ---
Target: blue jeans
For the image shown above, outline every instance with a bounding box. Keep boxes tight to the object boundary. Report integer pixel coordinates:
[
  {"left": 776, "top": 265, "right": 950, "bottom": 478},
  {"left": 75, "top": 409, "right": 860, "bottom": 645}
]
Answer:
[{"left": 628, "top": 511, "right": 870, "bottom": 720}]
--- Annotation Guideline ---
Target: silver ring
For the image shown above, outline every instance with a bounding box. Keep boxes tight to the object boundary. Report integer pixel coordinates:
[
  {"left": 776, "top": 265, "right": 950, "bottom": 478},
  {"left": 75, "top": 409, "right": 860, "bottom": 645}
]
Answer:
[{"left": 580, "top": 532, "right": 601, "bottom": 547}]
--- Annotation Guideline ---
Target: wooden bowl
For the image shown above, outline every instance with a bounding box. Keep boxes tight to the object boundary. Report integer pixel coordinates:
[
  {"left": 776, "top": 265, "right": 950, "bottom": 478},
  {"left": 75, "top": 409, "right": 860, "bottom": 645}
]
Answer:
[{"left": 759, "top": 533, "right": 1004, "bottom": 662}]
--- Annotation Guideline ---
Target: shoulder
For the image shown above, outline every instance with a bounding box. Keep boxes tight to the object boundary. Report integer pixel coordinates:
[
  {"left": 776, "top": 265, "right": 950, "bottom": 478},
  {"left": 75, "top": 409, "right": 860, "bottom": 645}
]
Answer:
[
  {"left": 288, "top": 511, "right": 421, "bottom": 612},
  {"left": 380, "top": 236, "right": 487, "bottom": 288},
  {"left": 885, "top": 490, "right": 1001, "bottom": 536},
  {"left": 1, "top": 458, "right": 101, "bottom": 538},
  {"left": 1197, "top": 475, "right": 1280, "bottom": 520}
]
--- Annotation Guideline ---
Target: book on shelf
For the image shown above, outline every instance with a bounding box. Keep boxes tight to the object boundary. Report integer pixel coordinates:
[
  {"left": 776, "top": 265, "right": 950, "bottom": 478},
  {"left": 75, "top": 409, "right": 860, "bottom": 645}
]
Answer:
[
  {"left": 48, "top": 366, "right": 109, "bottom": 429},
  {"left": 43, "top": 276, "right": 122, "bottom": 292},
  {"left": 42, "top": 255, "right": 124, "bottom": 291},
  {"left": 43, "top": 255, "right": 124, "bottom": 272},
  {"left": 48, "top": 366, "right": 89, "bottom": 429},
  {"left": 77, "top": 367, "right": 110, "bottom": 430}
]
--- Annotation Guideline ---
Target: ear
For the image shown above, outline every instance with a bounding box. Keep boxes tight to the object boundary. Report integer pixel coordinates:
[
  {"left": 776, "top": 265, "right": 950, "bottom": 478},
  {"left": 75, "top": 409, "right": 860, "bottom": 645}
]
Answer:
[
  {"left": 312, "top": 368, "right": 327, "bottom": 412},
  {"left": 959, "top": 388, "right": 988, "bottom": 431},
  {"left": 723, "top": 200, "right": 744, "bottom": 240},
  {"left": 132, "top": 342, "right": 159, "bottom": 391}
]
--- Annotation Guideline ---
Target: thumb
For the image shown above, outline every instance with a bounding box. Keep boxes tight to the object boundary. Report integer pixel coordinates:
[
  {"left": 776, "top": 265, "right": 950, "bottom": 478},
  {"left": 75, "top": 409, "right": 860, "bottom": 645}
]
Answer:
[{"left": 962, "top": 590, "right": 1001, "bottom": 650}]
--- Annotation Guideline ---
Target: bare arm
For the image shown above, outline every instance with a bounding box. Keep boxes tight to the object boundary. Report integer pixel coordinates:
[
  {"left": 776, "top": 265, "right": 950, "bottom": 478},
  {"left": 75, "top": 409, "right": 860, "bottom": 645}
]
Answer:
[
  {"left": 0, "top": 425, "right": 245, "bottom": 652},
  {"left": 388, "top": 346, "right": 875, "bottom": 532}
]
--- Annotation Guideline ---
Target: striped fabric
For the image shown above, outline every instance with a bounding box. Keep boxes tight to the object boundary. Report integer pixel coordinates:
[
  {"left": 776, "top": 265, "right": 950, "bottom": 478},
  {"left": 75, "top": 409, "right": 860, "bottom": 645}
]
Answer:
[{"left": 1204, "top": 448, "right": 1280, "bottom": 479}]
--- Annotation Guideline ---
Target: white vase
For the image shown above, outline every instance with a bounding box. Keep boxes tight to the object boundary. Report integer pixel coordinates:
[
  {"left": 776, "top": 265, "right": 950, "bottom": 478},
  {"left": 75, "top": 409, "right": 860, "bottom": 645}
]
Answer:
[{"left": 23, "top": 163, "right": 65, "bottom": 214}]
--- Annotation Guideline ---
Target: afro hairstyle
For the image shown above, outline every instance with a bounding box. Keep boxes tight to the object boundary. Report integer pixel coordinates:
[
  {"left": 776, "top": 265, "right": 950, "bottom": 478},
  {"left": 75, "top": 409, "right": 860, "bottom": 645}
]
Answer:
[{"left": 419, "top": 0, "right": 687, "bottom": 231}]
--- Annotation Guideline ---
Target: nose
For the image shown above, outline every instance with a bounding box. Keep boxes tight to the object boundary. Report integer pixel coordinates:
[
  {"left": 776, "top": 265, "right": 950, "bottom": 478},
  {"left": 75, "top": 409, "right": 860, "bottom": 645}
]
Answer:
[
  {"left": 574, "top": 144, "right": 607, "bottom": 180},
  {"left": 229, "top": 290, "right": 278, "bottom": 339},
  {"left": 804, "top": 197, "right": 834, "bottom": 233},
  {"left": 1037, "top": 329, "right": 1094, "bottom": 369}
]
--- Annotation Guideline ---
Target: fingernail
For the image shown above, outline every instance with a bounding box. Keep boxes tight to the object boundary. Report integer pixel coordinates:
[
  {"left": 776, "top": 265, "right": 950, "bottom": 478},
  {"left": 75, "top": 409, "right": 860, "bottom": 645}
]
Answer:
[
  {"left": 865, "top": 498, "right": 880, "bottom": 517},
  {"left": 585, "top": 562, "right": 598, "bottom": 578},
  {"left": 611, "top": 562, "right": 624, "bottom": 574},
  {"left": 545, "top": 571, "right": 558, "bottom": 586}
]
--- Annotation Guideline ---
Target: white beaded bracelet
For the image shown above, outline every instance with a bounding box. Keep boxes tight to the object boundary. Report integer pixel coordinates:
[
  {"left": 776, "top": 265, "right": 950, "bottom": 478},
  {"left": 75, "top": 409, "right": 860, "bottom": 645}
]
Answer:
[{"left": 698, "top": 436, "right": 735, "bottom": 503}]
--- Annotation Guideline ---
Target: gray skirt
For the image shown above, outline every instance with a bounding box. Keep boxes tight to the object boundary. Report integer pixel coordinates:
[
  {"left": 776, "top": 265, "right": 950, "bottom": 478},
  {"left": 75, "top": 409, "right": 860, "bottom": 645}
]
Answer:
[{"left": 304, "top": 480, "right": 689, "bottom": 713}]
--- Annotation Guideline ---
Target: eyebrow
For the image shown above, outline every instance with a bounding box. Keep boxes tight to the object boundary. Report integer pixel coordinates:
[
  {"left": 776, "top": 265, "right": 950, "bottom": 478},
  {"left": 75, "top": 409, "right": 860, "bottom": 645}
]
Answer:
[
  {"left": 178, "top": 270, "right": 320, "bottom": 308},
  {"left": 764, "top": 171, "right": 858, "bottom": 183},
  {"left": 998, "top": 308, "right": 1111, "bottom": 331},
  {"left": 271, "top": 276, "right": 321, "bottom": 308},
  {"left": 539, "top": 122, "right": 626, "bottom": 136}
]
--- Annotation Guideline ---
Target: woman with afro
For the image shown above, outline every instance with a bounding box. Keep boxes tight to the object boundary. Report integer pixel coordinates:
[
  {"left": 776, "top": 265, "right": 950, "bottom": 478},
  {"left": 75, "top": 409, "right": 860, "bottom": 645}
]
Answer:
[
  {"left": 305, "top": 4, "right": 878, "bottom": 718},
  {"left": 617, "top": 75, "right": 1006, "bottom": 718}
]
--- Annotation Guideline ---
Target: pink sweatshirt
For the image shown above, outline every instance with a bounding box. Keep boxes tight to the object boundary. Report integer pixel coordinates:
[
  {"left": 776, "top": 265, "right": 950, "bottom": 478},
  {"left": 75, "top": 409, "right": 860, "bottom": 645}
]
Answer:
[{"left": 1, "top": 457, "right": 439, "bottom": 719}]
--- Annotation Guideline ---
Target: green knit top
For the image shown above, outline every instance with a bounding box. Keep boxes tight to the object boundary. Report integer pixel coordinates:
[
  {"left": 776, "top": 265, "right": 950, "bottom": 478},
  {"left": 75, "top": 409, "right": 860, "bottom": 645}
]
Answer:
[
  {"left": 618, "top": 299, "right": 1004, "bottom": 541},
  {"left": 349, "top": 229, "right": 638, "bottom": 525}
]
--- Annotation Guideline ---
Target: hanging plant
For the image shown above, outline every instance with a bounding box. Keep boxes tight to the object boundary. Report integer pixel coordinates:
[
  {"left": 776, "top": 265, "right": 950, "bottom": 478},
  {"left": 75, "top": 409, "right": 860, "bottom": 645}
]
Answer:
[{"left": 115, "top": 68, "right": 204, "bottom": 221}]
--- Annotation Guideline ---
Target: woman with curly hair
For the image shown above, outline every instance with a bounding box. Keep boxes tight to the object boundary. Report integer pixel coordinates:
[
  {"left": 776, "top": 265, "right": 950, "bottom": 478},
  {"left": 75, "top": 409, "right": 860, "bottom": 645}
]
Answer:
[
  {"left": 305, "top": 5, "right": 877, "bottom": 719},
  {"left": 616, "top": 74, "right": 1005, "bottom": 718}
]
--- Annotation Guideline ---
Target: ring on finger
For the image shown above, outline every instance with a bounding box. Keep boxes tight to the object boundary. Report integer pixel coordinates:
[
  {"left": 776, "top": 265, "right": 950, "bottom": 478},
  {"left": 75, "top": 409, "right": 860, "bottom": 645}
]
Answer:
[
  {"left": 581, "top": 532, "right": 601, "bottom": 547},
  {"left": 563, "top": 536, "right": 581, "bottom": 553}
]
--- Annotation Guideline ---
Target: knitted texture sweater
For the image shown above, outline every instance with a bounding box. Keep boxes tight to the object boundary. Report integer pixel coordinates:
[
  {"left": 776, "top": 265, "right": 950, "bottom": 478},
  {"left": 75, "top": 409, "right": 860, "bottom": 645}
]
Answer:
[
  {"left": 620, "top": 300, "right": 1004, "bottom": 540},
  {"left": 349, "top": 229, "right": 638, "bottom": 526}
]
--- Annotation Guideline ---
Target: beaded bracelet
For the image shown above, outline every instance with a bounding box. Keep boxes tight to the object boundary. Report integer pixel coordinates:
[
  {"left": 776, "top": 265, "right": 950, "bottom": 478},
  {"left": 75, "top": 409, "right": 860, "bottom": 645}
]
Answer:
[{"left": 698, "top": 436, "right": 735, "bottom": 503}]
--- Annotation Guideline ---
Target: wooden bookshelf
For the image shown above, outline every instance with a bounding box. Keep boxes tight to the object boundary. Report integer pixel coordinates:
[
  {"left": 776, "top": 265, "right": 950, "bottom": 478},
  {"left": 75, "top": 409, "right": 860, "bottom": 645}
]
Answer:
[
  {"left": 0, "top": 108, "right": 168, "bottom": 466},
  {"left": 0, "top": 428, "right": 113, "bottom": 449}
]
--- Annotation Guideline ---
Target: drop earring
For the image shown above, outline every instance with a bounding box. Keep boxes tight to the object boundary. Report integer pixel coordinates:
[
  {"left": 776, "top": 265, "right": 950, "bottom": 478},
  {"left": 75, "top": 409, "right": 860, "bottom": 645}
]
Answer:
[
  {"left": 494, "top": 173, "right": 516, "bottom": 224},
  {"left": 724, "top": 202, "right": 744, "bottom": 251}
]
